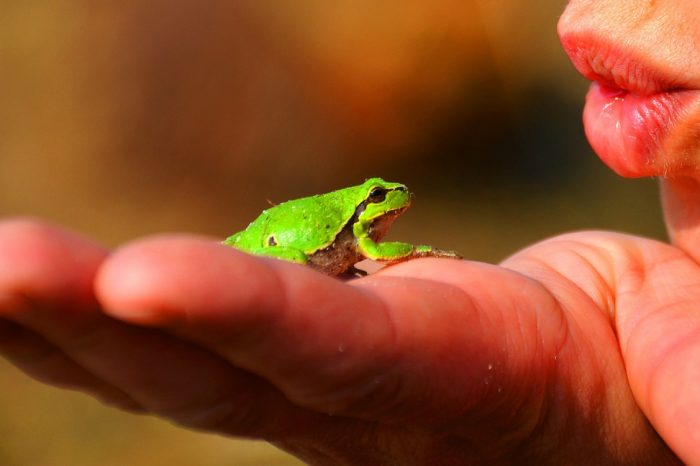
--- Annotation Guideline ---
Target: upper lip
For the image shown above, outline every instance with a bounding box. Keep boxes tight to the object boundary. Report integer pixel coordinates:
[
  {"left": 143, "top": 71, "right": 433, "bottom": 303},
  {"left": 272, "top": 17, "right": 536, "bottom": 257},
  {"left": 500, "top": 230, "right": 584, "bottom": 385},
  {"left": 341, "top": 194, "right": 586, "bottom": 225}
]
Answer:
[{"left": 559, "top": 33, "right": 683, "bottom": 96}]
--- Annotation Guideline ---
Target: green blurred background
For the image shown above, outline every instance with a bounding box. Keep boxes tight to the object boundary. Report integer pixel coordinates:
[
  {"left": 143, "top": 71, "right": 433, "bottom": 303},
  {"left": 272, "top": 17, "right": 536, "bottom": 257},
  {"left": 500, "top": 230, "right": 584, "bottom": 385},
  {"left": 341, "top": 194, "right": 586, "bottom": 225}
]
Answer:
[{"left": 0, "top": 1, "right": 665, "bottom": 464}]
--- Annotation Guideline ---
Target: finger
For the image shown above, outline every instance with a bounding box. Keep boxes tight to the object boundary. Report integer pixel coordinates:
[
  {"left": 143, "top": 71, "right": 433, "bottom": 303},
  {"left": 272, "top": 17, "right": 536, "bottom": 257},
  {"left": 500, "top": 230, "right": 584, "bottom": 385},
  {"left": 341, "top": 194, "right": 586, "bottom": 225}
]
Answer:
[
  {"left": 0, "top": 218, "right": 129, "bottom": 403},
  {"left": 96, "top": 237, "right": 397, "bottom": 411},
  {"left": 0, "top": 220, "right": 330, "bottom": 438},
  {"left": 0, "top": 218, "right": 106, "bottom": 311},
  {"left": 96, "top": 237, "right": 565, "bottom": 426},
  {"left": 0, "top": 319, "right": 143, "bottom": 412}
]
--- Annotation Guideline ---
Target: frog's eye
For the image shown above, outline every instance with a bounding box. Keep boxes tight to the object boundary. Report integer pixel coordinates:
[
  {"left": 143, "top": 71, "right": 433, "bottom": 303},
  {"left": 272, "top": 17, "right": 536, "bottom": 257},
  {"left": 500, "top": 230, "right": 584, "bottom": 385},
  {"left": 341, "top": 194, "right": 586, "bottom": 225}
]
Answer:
[{"left": 368, "top": 187, "right": 387, "bottom": 203}]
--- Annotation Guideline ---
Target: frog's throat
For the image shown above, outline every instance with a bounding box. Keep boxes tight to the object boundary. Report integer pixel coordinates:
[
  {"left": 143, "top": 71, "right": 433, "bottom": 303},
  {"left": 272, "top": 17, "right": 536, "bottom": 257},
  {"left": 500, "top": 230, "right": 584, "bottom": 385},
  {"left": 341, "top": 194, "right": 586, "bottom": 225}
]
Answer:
[
  {"left": 351, "top": 196, "right": 408, "bottom": 237},
  {"left": 366, "top": 207, "right": 407, "bottom": 242}
]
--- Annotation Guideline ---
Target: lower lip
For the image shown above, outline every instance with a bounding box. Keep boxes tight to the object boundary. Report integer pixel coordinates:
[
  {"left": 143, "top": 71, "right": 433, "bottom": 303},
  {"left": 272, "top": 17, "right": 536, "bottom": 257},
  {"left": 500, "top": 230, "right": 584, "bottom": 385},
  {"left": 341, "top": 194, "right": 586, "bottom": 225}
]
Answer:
[{"left": 583, "top": 82, "right": 698, "bottom": 177}]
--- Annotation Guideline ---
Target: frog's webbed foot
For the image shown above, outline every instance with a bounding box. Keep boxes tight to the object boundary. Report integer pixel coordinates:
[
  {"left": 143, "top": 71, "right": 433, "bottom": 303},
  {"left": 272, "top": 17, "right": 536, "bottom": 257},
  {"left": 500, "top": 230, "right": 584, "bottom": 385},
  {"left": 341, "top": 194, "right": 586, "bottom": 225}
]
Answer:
[{"left": 413, "top": 245, "right": 463, "bottom": 260}]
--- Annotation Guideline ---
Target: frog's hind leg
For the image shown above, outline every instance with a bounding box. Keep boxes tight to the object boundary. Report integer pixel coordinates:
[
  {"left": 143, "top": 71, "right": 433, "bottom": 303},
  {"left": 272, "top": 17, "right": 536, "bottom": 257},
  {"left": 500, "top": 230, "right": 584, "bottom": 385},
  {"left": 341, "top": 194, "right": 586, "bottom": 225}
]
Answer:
[{"left": 336, "top": 265, "right": 368, "bottom": 280}]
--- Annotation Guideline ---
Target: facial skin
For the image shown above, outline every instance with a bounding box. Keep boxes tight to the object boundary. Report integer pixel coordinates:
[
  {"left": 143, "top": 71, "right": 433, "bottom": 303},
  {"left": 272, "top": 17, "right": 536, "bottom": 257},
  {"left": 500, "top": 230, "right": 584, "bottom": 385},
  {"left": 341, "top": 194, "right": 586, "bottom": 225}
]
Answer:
[
  {"left": 559, "top": 0, "right": 700, "bottom": 264},
  {"left": 2, "top": 2, "right": 700, "bottom": 466},
  {"left": 558, "top": 0, "right": 700, "bottom": 179}
]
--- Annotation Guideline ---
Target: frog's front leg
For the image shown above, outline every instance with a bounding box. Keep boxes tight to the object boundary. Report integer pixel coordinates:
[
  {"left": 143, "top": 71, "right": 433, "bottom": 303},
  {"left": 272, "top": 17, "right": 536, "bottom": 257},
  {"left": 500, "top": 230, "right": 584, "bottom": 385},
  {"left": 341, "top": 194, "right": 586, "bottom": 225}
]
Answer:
[{"left": 357, "top": 237, "right": 461, "bottom": 262}]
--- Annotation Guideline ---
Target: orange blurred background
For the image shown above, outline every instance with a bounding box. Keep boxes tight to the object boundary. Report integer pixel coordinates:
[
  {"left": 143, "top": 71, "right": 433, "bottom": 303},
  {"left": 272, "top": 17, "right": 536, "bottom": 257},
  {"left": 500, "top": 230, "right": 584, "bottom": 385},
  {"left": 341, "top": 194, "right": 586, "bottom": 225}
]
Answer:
[{"left": 0, "top": 1, "right": 665, "bottom": 464}]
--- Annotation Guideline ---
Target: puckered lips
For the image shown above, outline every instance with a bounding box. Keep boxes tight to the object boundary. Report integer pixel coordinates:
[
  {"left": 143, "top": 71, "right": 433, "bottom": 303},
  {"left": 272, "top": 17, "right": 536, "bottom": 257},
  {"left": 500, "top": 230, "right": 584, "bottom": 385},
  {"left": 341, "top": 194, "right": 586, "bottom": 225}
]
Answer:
[{"left": 560, "top": 34, "right": 700, "bottom": 177}]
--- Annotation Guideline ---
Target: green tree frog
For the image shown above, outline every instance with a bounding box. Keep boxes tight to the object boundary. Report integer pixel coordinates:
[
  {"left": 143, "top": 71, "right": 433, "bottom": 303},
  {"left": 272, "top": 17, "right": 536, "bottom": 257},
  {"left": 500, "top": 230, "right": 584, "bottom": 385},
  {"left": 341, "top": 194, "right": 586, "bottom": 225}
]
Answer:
[{"left": 223, "top": 178, "right": 461, "bottom": 276}]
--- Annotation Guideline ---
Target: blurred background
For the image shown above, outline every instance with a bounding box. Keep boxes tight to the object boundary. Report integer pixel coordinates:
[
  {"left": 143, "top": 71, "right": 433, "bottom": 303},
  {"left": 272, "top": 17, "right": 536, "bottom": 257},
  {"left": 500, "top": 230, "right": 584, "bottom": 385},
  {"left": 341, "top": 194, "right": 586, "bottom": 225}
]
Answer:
[{"left": 0, "top": 1, "right": 665, "bottom": 464}]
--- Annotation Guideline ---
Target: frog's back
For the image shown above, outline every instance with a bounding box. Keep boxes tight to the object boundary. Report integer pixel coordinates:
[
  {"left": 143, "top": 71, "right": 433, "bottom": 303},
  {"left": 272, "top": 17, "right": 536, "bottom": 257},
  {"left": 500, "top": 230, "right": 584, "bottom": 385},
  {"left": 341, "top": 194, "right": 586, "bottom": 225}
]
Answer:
[{"left": 230, "top": 187, "right": 359, "bottom": 253}]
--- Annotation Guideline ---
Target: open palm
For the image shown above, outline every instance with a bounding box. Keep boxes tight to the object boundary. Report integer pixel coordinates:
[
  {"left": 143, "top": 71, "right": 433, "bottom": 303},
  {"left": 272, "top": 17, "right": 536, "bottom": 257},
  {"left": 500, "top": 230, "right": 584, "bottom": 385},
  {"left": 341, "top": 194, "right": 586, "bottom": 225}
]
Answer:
[{"left": 0, "top": 218, "right": 695, "bottom": 465}]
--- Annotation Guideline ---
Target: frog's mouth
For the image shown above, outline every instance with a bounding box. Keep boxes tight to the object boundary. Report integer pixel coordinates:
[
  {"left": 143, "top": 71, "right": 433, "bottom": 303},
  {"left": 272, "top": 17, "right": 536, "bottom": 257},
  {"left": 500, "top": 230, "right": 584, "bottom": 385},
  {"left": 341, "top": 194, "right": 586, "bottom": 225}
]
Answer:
[{"left": 350, "top": 202, "right": 409, "bottom": 225}]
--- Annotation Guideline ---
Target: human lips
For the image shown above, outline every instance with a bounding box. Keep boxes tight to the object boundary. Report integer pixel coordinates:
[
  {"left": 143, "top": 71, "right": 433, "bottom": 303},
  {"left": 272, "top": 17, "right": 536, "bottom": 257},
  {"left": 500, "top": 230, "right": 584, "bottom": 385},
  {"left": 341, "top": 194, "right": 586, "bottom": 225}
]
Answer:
[{"left": 560, "top": 35, "right": 700, "bottom": 177}]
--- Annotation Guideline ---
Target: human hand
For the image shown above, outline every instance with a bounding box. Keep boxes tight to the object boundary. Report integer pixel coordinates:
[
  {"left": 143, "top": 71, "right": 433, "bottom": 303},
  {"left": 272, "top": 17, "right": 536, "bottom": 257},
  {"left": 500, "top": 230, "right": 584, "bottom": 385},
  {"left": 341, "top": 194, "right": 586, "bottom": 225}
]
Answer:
[{"left": 1, "top": 217, "right": 694, "bottom": 465}]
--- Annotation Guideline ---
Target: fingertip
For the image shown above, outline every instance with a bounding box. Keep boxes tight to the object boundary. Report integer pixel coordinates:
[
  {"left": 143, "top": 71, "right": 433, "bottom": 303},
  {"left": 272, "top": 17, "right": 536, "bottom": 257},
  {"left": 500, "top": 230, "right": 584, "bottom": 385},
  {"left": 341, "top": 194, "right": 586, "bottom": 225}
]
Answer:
[
  {"left": 95, "top": 235, "right": 218, "bottom": 324},
  {"left": 95, "top": 235, "right": 285, "bottom": 328},
  {"left": 0, "top": 217, "right": 107, "bottom": 310}
]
